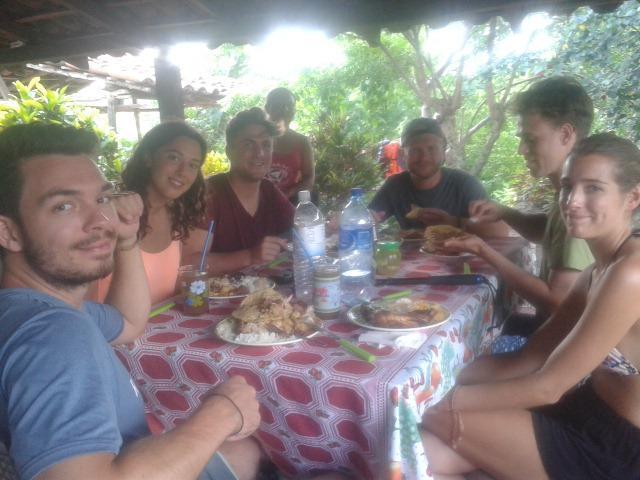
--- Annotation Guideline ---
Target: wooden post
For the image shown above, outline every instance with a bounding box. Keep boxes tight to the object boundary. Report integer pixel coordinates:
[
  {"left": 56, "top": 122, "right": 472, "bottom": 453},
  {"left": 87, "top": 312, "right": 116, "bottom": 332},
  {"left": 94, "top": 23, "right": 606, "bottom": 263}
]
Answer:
[
  {"left": 0, "top": 75, "right": 10, "bottom": 100},
  {"left": 107, "top": 94, "right": 117, "bottom": 131},
  {"left": 132, "top": 95, "right": 142, "bottom": 140},
  {"left": 154, "top": 48, "right": 184, "bottom": 120}
]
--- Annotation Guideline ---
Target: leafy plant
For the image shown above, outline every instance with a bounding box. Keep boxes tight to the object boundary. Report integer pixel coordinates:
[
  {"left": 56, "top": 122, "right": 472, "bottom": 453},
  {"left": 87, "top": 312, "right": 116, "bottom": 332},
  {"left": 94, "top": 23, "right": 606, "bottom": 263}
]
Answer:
[
  {"left": 201, "top": 151, "right": 230, "bottom": 177},
  {"left": 0, "top": 77, "right": 127, "bottom": 181},
  {"left": 312, "top": 110, "right": 384, "bottom": 212}
]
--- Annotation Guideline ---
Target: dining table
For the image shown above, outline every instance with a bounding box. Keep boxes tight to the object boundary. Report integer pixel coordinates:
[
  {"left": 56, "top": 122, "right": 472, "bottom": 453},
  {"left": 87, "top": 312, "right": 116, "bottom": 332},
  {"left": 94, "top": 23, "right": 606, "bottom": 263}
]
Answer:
[{"left": 115, "top": 236, "right": 531, "bottom": 480}]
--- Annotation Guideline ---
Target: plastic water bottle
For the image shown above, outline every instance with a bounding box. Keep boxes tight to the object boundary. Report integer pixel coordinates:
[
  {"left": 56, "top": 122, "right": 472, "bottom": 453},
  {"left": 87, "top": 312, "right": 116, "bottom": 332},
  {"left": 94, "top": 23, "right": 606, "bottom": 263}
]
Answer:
[
  {"left": 339, "top": 188, "right": 374, "bottom": 305},
  {"left": 293, "top": 190, "right": 325, "bottom": 304}
]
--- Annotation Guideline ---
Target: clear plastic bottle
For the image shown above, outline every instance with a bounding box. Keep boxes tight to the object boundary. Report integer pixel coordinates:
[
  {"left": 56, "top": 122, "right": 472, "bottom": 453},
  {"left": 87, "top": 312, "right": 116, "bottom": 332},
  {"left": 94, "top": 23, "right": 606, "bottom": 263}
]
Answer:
[
  {"left": 293, "top": 190, "right": 325, "bottom": 304},
  {"left": 339, "top": 188, "right": 374, "bottom": 305}
]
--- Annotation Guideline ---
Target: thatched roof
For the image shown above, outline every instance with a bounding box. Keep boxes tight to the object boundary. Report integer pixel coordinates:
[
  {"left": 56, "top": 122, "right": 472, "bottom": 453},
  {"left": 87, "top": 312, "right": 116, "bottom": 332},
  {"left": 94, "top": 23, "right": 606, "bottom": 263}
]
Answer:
[{"left": 0, "top": 1, "right": 625, "bottom": 66}]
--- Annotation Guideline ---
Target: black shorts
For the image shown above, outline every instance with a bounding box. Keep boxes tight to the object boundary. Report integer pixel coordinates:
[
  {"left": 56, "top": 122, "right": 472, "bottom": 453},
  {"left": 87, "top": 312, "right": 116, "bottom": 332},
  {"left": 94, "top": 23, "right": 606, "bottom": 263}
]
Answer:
[{"left": 531, "top": 380, "right": 640, "bottom": 480}]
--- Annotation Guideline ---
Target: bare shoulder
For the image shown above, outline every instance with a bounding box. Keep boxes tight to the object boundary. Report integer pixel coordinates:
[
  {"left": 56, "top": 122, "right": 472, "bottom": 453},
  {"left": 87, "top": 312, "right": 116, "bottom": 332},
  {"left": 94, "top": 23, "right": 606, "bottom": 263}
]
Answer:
[{"left": 610, "top": 241, "right": 640, "bottom": 281}]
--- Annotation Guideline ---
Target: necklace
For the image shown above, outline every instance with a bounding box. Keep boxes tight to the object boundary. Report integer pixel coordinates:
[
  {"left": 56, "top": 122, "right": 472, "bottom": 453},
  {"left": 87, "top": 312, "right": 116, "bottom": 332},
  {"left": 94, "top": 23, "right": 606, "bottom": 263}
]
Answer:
[{"left": 591, "top": 232, "right": 635, "bottom": 287}]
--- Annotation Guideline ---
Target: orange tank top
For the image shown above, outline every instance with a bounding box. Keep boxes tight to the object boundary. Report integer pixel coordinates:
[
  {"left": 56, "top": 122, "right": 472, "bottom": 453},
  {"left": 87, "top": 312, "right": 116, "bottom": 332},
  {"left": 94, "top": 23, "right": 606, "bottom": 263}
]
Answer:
[{"left": 96, "top": 240, "right": 181, "bottom": 305}]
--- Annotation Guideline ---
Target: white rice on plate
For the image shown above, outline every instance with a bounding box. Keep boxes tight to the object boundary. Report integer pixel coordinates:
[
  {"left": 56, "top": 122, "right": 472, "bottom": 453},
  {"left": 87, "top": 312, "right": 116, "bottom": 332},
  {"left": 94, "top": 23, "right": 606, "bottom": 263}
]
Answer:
[{"left": 216, "top": 318, "right": 298, "bottom": 344}]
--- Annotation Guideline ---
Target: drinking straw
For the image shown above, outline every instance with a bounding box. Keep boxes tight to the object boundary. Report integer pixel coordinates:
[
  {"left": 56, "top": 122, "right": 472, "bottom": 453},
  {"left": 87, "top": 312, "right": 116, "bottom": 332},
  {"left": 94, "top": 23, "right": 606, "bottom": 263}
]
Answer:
[
  {"left": 291, "top": 228, "right": 313, "bottom": 261},
  {"left": 199, "top": 221, "right": 215, "bottom": 272},
  {"left": 463, "top": 262, "right": 471, "bottom": 274},
  {"left": 382, "top": 290, "right": 412, "bottom": 302},
  {"left": 149, "top": 302, "right": 175, "bottom": 318}
]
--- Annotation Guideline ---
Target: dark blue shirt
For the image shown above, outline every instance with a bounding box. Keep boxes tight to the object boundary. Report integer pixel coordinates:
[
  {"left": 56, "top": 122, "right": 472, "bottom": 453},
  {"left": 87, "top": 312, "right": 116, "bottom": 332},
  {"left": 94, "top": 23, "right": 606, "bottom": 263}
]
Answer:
[{"left": 368, "top": 168, "right": 487, "bottom": 229}]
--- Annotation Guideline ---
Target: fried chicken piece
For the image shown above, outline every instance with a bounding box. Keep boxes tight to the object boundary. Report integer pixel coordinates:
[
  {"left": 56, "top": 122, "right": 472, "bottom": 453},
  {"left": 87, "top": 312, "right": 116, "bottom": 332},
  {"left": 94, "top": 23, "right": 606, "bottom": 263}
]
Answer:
[
  {"left": 422, "top": 224, "right": 466, "bottom": 255},
  {"left": 231, "top": 289, "right": 316, "bottom": 337}
]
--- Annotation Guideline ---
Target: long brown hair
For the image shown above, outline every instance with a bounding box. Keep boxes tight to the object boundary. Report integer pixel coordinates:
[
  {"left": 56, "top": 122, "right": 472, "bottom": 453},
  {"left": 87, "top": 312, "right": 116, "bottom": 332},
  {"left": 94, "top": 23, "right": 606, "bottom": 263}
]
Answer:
[{"left": 122, "top": 121, "right": 206, "bottom": 241}]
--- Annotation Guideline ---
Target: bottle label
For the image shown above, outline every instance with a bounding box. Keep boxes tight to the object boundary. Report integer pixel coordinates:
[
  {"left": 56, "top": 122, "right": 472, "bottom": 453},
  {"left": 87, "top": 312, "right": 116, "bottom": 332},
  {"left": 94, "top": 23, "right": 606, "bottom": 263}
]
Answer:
[
  {"left": 313, "top": 276, "right": 341, "bottom": 313},
  {"left": 339, "top": 226, "right": 373, "bottom": 252},
  {"left": 296, "top": 224, "right": 325, "bottom": 257}
]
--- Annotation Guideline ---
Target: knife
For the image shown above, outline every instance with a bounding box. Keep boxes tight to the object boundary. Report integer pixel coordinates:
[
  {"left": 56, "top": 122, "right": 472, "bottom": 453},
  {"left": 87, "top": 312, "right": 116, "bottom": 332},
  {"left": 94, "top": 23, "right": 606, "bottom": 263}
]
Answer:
[{"left": 375, "top": 274, "right": 488, "bottom": 286}]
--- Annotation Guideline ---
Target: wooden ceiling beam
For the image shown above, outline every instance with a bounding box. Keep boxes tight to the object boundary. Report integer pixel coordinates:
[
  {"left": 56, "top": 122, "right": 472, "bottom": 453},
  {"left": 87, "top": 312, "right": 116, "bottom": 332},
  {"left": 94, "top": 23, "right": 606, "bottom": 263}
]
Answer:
[
  {"left": 15, "top": 10, "right": 74, "bottom": 24},
  {"left": 0, "top": 34, "right": 129, "bottom": 64},
  {"left": 0, "top": 19, "right": 33, "bottom": 42},
  {"left": 56, "top": 0, "right": 132, "bottom": 32},
  {"left": 184, "top": 0, "right": 216, "bottom": 18}
]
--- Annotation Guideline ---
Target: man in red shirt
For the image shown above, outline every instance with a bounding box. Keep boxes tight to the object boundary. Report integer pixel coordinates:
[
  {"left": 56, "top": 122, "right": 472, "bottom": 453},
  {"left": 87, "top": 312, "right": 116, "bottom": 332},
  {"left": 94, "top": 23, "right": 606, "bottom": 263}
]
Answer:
[{"left": 194, "top": 108, "right": 293, "bottom": 274}]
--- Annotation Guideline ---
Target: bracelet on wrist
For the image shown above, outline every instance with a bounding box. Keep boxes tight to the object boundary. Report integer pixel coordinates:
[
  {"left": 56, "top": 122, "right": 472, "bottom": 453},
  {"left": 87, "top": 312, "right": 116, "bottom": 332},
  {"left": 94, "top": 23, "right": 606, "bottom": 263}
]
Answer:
[
  {"left": 448, "top": 385, "right": 458, "bottom": 411},
  {"left": 210, "top": 393, "right": 244, "bottom": 436}
]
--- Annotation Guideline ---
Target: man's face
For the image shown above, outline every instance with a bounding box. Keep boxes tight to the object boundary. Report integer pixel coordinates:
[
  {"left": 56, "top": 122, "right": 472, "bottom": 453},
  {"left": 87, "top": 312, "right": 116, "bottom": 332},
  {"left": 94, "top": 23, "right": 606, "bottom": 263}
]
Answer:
[
  {"left": 405, "top": 133, "right": 445, "bottom": 182},
  {"left": 14, "top": 154, "right": 117, "bottom": 289},
  {"left": 227, "top": 124, "right": 274, "bottom": 182},
  {"left": 517, "top": 113, "right": 574, "bottom": 179}
]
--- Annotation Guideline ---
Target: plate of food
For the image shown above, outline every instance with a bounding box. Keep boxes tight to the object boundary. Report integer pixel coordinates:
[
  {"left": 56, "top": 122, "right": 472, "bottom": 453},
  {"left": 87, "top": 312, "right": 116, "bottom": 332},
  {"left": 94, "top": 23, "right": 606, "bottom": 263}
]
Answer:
[
  {"left": 347, "top": 297, "right": 451, "bottom": 332},
  {"left": 399, "top": 228, "right": 424, "bottom": 242},
  {"left": 419, "top": 224, "right": 472, "bottom": 259},
  {"left": 215, "top": 289, "right": 320, "bottom": 346},
  {"left": 208, "top": 275, "right": 275, "bottom": 300}
]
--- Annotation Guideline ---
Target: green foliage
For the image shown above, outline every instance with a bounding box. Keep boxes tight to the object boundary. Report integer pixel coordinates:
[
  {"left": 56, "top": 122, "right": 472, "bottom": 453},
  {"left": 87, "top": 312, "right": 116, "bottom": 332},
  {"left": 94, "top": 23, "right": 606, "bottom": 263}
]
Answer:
[
  {"left": 312, "top": 110, "right": 384, "bottom": 212},
  {"left": 0, "top": 77, "right": 127, "bottom": 181},
  {"left": 294, "top": 34, "right": 417, "bottom": 145},
  {"left": 185, "top": 93, "right": 264, "bottom": 156},
  {"left": 549, "top": 1, "right": 640, "bottom": 141},
  {"left": 201, "top": 151, "right": 230, "bottom": 177}
]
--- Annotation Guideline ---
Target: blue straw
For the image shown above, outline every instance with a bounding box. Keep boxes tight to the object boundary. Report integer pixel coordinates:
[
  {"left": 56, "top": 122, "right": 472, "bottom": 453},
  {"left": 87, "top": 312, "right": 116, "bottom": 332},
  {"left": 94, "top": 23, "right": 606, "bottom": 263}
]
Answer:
[
  {"left": 291, "top": 228, "right": 313, "bottom": 260},
  {"left": 199, "top": 221, "right": 215, "bottom": 272}
]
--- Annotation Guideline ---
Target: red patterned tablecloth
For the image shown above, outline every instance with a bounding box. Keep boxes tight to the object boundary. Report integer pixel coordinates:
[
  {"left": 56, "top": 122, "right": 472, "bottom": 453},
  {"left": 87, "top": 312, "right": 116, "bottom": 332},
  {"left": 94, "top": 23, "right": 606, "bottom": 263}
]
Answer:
[{"left": 116, "top": 237, "right": 528, "bottom": 480}]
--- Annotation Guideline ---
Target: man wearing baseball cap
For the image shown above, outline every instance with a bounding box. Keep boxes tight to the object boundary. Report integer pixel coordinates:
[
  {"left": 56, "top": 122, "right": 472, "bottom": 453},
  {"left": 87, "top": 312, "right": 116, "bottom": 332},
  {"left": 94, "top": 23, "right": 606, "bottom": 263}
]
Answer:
[{"left": 369, "top": 117, "right": 507, "bottom": 236}]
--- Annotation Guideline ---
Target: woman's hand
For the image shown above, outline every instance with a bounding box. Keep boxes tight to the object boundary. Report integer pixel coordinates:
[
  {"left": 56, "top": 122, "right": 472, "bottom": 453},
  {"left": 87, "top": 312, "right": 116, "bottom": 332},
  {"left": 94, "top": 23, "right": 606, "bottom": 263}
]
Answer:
[{"left": 443, "top": 233, "right": 487, "bottom": 257}]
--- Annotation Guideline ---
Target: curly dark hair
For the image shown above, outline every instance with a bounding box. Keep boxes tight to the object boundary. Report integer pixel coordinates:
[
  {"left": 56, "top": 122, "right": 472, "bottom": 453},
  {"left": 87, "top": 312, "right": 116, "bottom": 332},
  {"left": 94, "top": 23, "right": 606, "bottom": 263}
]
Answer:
[{"left": 121, "top": 121, "right": 207, "bottom": 241}]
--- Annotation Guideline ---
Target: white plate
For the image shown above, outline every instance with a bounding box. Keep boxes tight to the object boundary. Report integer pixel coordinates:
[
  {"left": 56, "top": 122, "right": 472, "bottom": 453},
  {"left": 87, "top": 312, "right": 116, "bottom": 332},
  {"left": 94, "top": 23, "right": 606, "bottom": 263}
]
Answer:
[
  {"left": 347, "top": 303, "right": 451, "bottom": 332},
  {"left": 208, "top": 277, "right": 275, "bottom": 300},
  {"left": 418, "top": 247, "right": 474, "bottom": 261},
  {"left": 214, "top": 318, "right": 319, "bottom": 346}
]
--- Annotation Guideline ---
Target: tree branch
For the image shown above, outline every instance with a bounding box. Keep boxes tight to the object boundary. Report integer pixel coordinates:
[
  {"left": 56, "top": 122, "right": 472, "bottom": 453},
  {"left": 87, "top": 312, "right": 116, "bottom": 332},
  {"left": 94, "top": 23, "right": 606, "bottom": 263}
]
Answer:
[{"left": 377, "top": 40, "right": 424, "bottom": 103}]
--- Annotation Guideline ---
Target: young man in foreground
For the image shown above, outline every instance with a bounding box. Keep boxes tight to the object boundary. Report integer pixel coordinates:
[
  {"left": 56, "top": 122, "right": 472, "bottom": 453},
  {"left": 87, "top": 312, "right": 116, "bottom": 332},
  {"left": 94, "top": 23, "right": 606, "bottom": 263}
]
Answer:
[{"left": 0, "top": 124, "right": 261, "bottom": 480}]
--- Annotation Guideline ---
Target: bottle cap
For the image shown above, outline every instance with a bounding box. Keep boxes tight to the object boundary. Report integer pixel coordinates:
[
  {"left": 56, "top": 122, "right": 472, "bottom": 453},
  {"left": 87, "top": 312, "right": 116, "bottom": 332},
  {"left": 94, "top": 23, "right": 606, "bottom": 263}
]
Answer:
[
  {"left": 298, "top": 190, "right": 311, "bottom": 203},
  {"left": 351, "top": 187, "right": 363, "bottom": 197}
]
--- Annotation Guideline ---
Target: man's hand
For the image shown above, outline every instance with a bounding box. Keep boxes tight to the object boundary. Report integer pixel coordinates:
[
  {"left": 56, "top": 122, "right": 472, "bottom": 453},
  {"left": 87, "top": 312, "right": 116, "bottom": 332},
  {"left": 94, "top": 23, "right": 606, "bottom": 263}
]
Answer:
[
  {"left": 110, "top": 192, "right": 143, "bottom": 249},
  {"left": 468, "top": 200, "right": 505, "bottom": 225},
  {"left": 204, "top": 376, "right": 260, "bottom": 441},
  {"left": 415, "top": 207, "right": 457, "bottom": 227},
  {"left": 249, "top": 236, "right": 288, "bottom": 264}
]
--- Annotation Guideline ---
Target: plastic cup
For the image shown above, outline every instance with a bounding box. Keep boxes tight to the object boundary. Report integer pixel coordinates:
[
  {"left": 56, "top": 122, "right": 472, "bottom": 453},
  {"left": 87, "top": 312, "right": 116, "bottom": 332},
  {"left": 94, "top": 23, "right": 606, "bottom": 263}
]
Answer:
[{"left": 178, "top": 265, "right": 209, "bottom": 316}]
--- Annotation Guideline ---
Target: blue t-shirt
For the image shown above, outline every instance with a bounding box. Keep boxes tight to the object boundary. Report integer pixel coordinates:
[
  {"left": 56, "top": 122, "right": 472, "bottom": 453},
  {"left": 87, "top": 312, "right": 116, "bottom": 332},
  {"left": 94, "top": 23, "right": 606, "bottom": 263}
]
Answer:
[
  {"left": 368, "top": 168, "right": 488, "bottom": 229},
  {"left": 0, "top": 289, "right": 149, "bottom": 479}
]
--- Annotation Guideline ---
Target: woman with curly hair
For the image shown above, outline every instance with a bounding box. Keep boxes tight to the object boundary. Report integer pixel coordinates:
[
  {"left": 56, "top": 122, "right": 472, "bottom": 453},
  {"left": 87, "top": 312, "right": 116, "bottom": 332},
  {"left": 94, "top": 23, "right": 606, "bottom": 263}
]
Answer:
[{"left": 95, "top": 121, "right": 207, "bottom": 304}]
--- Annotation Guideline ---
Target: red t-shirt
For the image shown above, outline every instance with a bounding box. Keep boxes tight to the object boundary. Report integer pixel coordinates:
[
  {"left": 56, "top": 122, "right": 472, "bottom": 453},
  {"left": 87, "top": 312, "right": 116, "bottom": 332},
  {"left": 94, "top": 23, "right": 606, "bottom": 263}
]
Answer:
[
  {"left": 267, "top": 149, "right": 303, "bottom": 192},
  {"left": 204, "top": 173, "right": 294, "bottom": 253}
]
